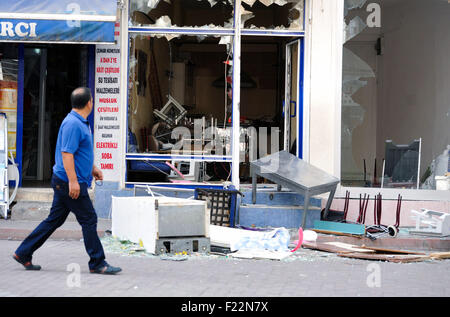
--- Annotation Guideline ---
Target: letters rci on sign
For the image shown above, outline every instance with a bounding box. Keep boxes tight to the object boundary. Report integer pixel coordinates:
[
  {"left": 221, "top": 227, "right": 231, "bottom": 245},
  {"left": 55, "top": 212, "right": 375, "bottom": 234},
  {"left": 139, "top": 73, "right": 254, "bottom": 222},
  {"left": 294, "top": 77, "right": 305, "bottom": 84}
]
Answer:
[{"left": 0, "top": 21, "right": 37, "bottom": 38}]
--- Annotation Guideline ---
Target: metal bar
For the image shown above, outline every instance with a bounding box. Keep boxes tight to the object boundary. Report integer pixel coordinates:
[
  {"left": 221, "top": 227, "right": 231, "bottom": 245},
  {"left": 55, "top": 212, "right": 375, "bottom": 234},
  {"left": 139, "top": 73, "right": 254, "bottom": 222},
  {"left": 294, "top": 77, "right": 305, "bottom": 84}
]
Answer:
[
  {"left": 357, "top": 194, "right": 362, "bottom": 223},
  {"left": 241, "top": 30, "right": 305, "bottom": 37},
  {"left": 126, "top": 154, "right": 232, "bottom": 162},
  {"left": 17, "top": 44, "right": 24, "bottom": 187},
  {"left": 298, "top": 38, "right": 304, "bottom": 159},
  {"left": 252, "top": 172, "right": 257, "bottom": 204},
  {"left": 362, "top": 194, "right": 369, "bottom": 224},
  {"left": 0, "top": 113, "right": 8, "bottom": 218},
  {"left": 231, "top": 0, "right": 241, "bottom": 189},
  {"left": 417, "top": 138, "right": 422, "bottom": 189},
  {"left": 129, "top": 26, "right": 234, "bottom": 36},
  {"left": 119, "top": 1, "right": 129, "bottom": 189},
  {"left": 322, "top": 187, "right": 336, "bottom": 221},
  {"left": 87, "top": 45, "right": 95, "bottom": 133},
  {"left": 0, "top": 40, "right": 117, "bottom": 45},
  {"left": 301, "top": 191, "right": 311, "bottom": 228},
  {"left": 284, "top": 42, "right": 292, "bottom": 151},
  {"left": 0, "top": 13, "right": 117, "bottom": 22},
  {"left": 36, "top": 48, "right": 47, "bottom": 181},
  {"left": 343, "top": 191, "right": 350, "bottom": 221}
]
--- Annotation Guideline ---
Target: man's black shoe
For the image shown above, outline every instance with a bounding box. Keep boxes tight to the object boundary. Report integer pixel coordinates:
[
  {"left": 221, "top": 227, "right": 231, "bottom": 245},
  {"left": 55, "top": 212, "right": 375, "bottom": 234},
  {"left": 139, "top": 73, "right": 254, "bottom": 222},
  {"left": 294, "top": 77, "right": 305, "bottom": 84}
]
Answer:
[
  {"left": 12, "top": 254, "right": 41, "bottom": 271},
  {"left": 90, "top": 264, "right": 122, "bottom": 275}
]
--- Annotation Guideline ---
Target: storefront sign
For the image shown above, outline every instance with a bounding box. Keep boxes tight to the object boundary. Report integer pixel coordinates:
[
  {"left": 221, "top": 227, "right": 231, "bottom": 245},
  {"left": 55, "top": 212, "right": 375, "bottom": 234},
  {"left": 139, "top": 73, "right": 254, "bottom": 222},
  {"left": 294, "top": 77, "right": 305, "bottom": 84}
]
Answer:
[
  {"left": 0, "top": 0, "right": 117, "bottom": 43},
  {"left": 94, "top": 23, "right": 121, "bottom": 181},
  {"left": 0, "top": 19, "right": 114, "bottom": 43},
  {"left": 0, "top": 0, "right": 117, "bottom": 16}
]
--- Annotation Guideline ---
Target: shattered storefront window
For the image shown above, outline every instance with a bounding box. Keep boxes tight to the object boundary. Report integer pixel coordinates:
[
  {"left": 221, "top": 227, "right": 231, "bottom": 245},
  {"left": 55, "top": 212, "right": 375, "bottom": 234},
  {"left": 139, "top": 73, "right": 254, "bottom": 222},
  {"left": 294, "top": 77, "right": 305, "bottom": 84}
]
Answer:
[
  {"left": 129, "top": 0, "right": 234, "bottom": 28},
  {"left": 127, "top": 34, "right": 236, "bottom": 183},
  {"left": 341, "top": 0, "right": 450, "bottom": 190},
  {"left": 241, "top": 0, "right": 304, "bottom": 30},
  {"left": 0, "top": 45, "right": 18, "bottom": 160}
]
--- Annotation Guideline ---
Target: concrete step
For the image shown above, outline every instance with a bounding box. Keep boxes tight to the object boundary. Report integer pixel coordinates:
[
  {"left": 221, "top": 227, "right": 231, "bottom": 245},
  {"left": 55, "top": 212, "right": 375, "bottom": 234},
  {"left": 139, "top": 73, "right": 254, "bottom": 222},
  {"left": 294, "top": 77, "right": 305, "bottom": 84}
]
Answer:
[
  {"left": 11, "top": 201, "right": 77, "bottom": 222},
  {"left": 15, "top": 188, "right": 54, "bottom": 203},
  {"left": 240, "top": 190, "right": 322, "bottom": 208},
  {"left": 15, "top": 187, "right": 95, "bottom": 203},
  {"left": 237, "top": 204, "right": 322, "bottom": 229},
  {"left": 11, "top": 187, "right": 96, "bottom": 221},
  {"left": 0, "top": 219, "right": 111, "bottom": 241}
]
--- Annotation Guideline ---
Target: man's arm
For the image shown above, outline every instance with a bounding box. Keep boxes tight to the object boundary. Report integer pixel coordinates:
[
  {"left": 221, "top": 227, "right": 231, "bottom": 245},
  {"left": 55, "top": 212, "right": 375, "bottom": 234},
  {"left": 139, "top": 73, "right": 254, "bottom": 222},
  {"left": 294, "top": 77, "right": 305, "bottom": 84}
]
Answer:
[{"left": 62, "top": 152, "right": 80, "bottom": 199}]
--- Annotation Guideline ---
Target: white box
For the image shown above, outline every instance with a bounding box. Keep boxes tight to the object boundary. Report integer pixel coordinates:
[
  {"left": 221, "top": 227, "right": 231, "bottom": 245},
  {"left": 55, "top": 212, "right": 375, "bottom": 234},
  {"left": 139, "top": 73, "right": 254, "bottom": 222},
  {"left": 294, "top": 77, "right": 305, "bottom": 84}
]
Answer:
[
  {"left": 111, "top": 196, "right": 209, "bottom": 254},
  {"left": 435, "top": 176, "right": 450, "bottom": 191}
]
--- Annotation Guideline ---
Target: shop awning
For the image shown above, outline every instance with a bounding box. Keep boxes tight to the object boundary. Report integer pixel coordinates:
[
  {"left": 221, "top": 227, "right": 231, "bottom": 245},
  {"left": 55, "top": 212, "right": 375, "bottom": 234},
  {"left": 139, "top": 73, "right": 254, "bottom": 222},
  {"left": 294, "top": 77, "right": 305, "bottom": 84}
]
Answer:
[{"left": 0, "top": 0, "right": 118, "bottom": 44}]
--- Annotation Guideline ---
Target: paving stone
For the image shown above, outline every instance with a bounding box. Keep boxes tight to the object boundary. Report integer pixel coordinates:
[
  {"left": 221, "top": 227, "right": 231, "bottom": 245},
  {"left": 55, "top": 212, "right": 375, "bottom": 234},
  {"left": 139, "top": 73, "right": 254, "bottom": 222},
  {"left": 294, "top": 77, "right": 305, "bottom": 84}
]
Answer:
[{"left": 0, "top": 239, "right": 449, "bottom": 299}]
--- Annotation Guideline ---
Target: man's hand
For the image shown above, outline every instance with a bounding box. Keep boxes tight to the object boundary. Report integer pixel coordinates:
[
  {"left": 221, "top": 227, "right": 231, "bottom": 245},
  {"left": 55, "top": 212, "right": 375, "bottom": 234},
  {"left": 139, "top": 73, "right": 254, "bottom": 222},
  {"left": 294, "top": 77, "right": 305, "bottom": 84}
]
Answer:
[
  {"left": 92, "top": 165, "right": 103, "bottom": 181},
  {"left": 62, "top": 152, "right": 80, "bottom": 200},
  {"left": 69, "top": 180, "right": 80, "bottom": 200}
]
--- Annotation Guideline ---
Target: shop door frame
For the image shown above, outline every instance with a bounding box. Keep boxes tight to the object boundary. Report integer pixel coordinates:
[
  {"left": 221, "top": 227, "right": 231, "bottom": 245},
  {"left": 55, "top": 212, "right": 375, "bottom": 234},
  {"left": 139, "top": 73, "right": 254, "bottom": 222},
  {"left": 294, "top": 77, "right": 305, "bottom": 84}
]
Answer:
[
  {"left": 15, "top": 44, "right": 96, "bottom": 186},
  {"left": 284, "top": 38, "right": 304, "bottom": 159}
]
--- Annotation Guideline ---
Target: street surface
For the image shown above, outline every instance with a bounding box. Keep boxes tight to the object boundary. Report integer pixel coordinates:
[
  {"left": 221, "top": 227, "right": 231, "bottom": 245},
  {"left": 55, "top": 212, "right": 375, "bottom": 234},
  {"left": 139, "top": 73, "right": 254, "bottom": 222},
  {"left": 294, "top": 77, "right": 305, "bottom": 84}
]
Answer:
[{"left": 0, "top": 238, "right": 449, "bottom": 300}]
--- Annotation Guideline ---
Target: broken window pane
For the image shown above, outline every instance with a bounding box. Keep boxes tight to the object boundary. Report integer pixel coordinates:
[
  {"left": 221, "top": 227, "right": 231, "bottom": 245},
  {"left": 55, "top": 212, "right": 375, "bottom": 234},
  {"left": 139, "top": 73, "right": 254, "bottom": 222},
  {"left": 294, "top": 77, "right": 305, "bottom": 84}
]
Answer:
[
  {"left": 127, "top": 34, "right": 233, "bottom": 154},
  {"left": 127, "top": 34, "right": 236, "bottom": 183},
  {"left": 236, "top": 35, "right": 300, "bottom": 183},
  {"left": 129, "top": 0, "right": 234, "bottom": 28},
  {"left": 341, "top": 0, "right": 450, "bottom": 190},
  {"left": 242, "top": 0, "right": 304, "bottom": 30}
]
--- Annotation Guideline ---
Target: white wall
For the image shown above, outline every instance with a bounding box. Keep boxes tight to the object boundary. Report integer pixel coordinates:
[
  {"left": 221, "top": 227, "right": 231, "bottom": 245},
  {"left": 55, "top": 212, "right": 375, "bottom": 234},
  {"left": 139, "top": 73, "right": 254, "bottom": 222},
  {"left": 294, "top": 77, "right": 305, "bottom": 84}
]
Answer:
[
  {"left": 306, "top": 0, "right": 344, "bottom": 177},
  {"left": 377, "top": 0, "right": 450, "bottom": 177}
]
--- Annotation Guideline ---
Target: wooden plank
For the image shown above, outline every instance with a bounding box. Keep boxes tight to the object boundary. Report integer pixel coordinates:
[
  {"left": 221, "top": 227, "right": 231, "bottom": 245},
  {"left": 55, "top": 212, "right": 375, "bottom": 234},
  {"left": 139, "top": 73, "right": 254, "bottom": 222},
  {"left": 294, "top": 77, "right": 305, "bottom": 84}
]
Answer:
[
  {"left": 338, "top": 252, "right": 430, "bottom": 263},
  {"left": 230, "top": 249, "right": 292, "bottom": 261},
  {"left": 359, "top": 245, "right": 427, "bottom": 255},
  {"left": 429, "top": 252, "right": 450, "bottom": 260},
  {"left": 313, "top": 220, "right": 365, "bottom": 236},
  {"left": 301, "top": 241, "right": 373, "bottom": 254},
  {"left": 312, "top": 229, "right": 363, "bottom": 239},
  {"left": 324, "top": 242, "right": 375, "bottom": 253}
]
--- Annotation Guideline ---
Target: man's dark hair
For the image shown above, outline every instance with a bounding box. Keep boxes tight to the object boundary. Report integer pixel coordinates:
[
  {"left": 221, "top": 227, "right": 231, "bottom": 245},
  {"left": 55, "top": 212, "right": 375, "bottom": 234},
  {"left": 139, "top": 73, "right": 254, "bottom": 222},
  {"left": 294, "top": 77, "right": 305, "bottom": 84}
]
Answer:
[{"left": 71, "top": 87, "right": 92, "bottom": 109}]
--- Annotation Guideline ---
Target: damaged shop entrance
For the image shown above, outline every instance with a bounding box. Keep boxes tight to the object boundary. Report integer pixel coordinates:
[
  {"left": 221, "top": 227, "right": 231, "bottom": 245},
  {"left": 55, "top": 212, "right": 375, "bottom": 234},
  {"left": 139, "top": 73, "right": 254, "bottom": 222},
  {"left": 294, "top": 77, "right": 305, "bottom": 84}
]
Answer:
[
  {"left": 126, "top": 33, "right": 303, "bottom": 186},
  {"left": 126, "top": 0, "right": 305, "bottom": 187}
]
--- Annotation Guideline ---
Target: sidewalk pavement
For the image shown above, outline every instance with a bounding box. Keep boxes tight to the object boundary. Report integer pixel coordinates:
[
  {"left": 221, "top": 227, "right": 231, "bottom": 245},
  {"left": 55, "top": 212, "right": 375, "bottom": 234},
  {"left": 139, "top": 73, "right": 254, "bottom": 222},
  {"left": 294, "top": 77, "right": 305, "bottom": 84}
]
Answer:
[
  {"left": 1, "top": 217, "right": 449, "bottom": 251},
  {"left": 1, "top": 238, "right": 450, "bottom": 298},
  {"left": 0, "top": 218, "right": 111, "bottom": 241},
  {"left": 1, "top": 218, "right": 450, "bottom": 298}
]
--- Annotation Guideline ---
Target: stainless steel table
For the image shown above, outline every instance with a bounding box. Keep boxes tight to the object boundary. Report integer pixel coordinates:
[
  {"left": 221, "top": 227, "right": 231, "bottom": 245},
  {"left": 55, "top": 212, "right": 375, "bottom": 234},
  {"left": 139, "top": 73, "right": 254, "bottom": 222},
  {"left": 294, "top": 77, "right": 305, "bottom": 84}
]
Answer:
[{"left": 250, "top": 151, "right": 340, "bottom": 228}]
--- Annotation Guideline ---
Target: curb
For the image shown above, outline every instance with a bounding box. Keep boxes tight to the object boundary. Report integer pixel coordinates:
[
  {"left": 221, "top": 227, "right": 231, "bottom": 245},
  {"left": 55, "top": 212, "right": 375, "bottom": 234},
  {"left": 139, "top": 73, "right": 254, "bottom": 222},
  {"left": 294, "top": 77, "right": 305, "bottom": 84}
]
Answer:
[{"left": 0, "top": 228, "right": 107, "bottom": 241}]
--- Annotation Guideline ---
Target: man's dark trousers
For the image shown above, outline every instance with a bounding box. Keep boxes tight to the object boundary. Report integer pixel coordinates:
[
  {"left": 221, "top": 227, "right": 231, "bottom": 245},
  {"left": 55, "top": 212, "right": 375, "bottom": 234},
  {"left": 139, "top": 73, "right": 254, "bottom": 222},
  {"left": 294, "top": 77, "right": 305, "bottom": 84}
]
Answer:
[{"left": 15, "top": 175, "right": 107, "bottom": 270}]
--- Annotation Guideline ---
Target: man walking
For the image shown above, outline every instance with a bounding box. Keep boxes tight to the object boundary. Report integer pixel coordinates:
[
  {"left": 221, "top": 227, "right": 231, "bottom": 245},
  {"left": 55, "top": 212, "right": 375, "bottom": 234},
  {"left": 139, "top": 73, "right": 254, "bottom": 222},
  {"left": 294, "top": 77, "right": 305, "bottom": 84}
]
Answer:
[{"left": 12, "top": 87, "right": 121, "bottom": 275}]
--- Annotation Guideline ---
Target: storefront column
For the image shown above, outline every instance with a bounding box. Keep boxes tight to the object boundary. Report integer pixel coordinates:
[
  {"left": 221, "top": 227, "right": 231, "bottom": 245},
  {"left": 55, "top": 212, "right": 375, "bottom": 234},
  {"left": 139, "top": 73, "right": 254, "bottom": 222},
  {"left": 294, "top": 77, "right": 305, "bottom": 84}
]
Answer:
[
  {"left": 16, "top": 44, "right": 24, "bottom": 187},
  {"left": 308, "top": 0, "right": 344, "bottom": 178},
  {"left": 119, "top": 0, "right": 129, "bottom": 189},
  {"left": 231, "top": 0, "right": 242, "bottom": 189}
]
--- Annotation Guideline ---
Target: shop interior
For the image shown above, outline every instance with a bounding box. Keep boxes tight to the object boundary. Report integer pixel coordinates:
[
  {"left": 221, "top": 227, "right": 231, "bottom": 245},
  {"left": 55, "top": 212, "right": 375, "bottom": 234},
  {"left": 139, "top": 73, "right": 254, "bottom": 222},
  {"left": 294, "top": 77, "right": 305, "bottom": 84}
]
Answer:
[
  {"left": 341, "top": 0, "right": 450, "bottom": 190},
  {"left": 126, "top": 0, "right": 303, "bottom": 184},
  {"left": 21, "top": 45, "right": 89, "bottom": 187}
]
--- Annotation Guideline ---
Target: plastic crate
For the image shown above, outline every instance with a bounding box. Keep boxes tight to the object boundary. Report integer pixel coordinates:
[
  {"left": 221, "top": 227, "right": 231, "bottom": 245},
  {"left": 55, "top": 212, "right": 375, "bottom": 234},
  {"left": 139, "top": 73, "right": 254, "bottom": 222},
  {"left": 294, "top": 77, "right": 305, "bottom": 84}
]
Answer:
[{"left": 194, "top": 188, "right": 242, "bottom": 227}]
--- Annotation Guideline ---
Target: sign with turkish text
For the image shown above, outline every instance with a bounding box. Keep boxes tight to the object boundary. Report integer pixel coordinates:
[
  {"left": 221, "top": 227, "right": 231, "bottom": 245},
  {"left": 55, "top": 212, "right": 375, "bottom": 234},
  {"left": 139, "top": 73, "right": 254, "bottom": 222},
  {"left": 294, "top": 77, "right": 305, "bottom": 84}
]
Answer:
[
  {"left": 94, "top": 23, "right": 121, "bottom": 181},
  {"left": 0, "top": 19, "right": 114, "bottom": 43},
  {"left": 0, "top": 0, "right": 117, "bottom": 43}
]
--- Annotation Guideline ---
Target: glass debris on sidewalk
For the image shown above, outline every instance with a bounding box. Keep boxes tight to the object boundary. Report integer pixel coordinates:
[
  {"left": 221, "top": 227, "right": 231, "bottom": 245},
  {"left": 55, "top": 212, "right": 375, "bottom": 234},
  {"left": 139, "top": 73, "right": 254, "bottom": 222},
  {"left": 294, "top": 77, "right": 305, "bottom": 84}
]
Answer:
[{"left": 100, "top": 231, "right": 341, "bottom": 263}]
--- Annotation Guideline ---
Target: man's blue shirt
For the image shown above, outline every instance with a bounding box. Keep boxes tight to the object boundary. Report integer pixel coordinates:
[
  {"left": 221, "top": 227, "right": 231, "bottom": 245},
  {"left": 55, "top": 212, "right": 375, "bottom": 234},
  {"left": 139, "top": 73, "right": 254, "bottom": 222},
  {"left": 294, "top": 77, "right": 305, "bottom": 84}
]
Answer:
[{"left": 53, "top": 110, "right": 94, "bottom": 186}]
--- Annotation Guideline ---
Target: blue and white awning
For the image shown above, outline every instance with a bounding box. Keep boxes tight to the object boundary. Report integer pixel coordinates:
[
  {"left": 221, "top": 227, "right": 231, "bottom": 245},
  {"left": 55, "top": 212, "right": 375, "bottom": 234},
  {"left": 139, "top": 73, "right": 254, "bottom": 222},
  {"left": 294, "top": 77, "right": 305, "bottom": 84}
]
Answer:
[{"left": 0, "top": 0, "right": 118, "bottom": 43}]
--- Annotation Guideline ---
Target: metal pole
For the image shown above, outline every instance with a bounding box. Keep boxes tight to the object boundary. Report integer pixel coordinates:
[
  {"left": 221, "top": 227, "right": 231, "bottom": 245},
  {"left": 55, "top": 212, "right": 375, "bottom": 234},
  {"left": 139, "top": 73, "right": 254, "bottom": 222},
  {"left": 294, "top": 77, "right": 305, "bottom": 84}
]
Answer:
[
  {"left": 37, "top": 49, "right": 47, "bottom": 181},
  {"left": 231, "top": 0, "right": 241, "bottom": 189},
  {"left": 119, "top": 0, "right": 129, "bottom": 189},
  {"left": 417, "top": 138, "right": 422, "bottom": 190}
]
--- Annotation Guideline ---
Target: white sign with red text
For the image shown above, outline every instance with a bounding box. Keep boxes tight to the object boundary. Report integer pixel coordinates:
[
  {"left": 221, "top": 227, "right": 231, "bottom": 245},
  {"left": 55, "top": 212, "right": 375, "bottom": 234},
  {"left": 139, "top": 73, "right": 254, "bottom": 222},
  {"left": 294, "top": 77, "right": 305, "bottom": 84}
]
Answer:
[{"left": 94, "top": 23, "right": 121, "bottom": 181}]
